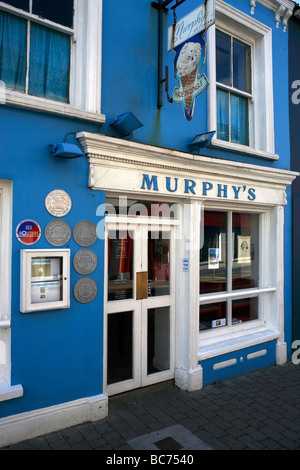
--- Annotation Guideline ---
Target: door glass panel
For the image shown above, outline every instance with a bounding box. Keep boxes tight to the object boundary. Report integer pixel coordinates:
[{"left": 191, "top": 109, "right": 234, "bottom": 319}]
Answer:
[
  {"left": 107, "top": 311, "right": 133, "bottom": 385},
  {"left": 107, "top": 230, "right": 134, "bottom": 301},
  {"left": 232, "top": 213, "right": 259, "bottom": 290},
  {"left": 200, "top": 211, "right": 227, "bottom": 294},
  {"left": 148, "top": 231, "right": 170, "bottom": 297},
  {"left": 147, "top": 307, "right": 170, "bottom": 375}
]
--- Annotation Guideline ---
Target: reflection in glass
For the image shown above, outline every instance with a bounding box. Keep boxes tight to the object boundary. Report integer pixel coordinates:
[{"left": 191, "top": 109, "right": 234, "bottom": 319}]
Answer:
[
  {"left": 108, "top": 231, "right": 133, "bottom": 301},
  {"left": 148, "top": 232, "right": 170, "bottom": 297},
  {"left": 232, "top": 297, "right": 258, "bottom": 324},
  {"left": 199, "top": 302, "right": 227, "bottom": 331},
  {"left": 200, "top": 212, "right": 227, "bottom": 294},
  {"left": 232, "top": 213, "right": 259, "bottom": 291},
  {"left": 216, "top": 30, "right": 231, "bottom": 86},
  {"left": 107, "top": 311, "right": 133, "bottom": 385},
  {"left": 148, "top": 307, "right": 170, "bottom": 375}
]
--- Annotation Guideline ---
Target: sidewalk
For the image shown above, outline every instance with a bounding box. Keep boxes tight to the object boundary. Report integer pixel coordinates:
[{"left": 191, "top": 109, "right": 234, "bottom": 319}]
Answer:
[{"left": 2, "top": 361, "right": 300, "bottom": 450}]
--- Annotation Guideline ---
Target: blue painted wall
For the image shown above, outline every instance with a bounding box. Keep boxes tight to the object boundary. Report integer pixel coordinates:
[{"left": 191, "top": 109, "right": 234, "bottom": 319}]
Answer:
[
  {"left": 0, "top": 107, "right": 105, "bottom": 419},
  {"left": 0, "top": 0, "right": 294, "bottom": 420}
]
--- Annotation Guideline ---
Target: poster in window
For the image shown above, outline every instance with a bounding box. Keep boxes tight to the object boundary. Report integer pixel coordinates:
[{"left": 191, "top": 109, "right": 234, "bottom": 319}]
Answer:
[
  {"left": 208, "top": 248, "right": 220, "bottom": 269},
  {"left": 237, "top": 236, "right": 251, "bottom": 264}
]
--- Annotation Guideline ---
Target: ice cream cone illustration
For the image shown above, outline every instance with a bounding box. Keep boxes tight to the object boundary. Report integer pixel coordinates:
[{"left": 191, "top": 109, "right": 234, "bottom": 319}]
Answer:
[{"left": 176, "top": 42, "right": 202, "bottom": 115}]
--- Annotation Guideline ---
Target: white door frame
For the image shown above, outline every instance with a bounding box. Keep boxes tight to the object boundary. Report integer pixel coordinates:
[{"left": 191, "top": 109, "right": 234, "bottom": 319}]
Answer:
[{"left": 104, "top": 217, "right": 176, "bottom": 396}]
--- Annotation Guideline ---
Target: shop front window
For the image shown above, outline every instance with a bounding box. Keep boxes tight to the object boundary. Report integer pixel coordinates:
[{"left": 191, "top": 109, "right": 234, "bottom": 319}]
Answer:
[{"left": 200, "top": 210, "right": 259, "bottom": 331}]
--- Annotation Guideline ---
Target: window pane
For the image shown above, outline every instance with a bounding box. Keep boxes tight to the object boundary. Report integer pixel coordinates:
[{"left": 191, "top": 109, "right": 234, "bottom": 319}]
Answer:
[
  {"left": 32, "top": 0, "right": 74, "bottom": 28},
  {"left": 200, "top": 211, "right": 227, "bottom": 294},
  {"left": 233, "top": 39, "right": 251, "bottom": 93},
  {"left": 230, "top": 93, "right": 249, "bottom": 145},
  {"left": 216, "top": 30, "right": 231, "bottom": 86},
  {"left": 148, "top": 307, "right": 170, "bottom": 375},
  {"left": 232, "top": 297, "right": 258, "bottom": 324},
  {"left": 2, "top": 0, "right": 29, "bottom": 11},
  {"left": 107, "top": 231, "right": 134, "bottom": 302},
  {"left": 232, "top": 213, "right": 259, "bottom": 291},
  {"left": 148, "top": 232, "right": 170, "bottom": 297},
  {"left": 29, "top": 23, "right": 70, "bottom": 102},
  {"left": 107, "top": 311, "right": 133, "bottom": 385},
  {"left": 200, "top": 302, "right": 227, "bottom": 331},
  {"left": 217, "top": 88, "right": 229, "bottom": 141},
  {"left": 0, "top": 11, "right": 27, "bottom": 92}
]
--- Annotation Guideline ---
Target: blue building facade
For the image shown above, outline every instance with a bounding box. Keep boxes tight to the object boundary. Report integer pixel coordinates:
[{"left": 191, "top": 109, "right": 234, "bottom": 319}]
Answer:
[{"left": 0, "top": 0, "right": 298, "bottom": 446}]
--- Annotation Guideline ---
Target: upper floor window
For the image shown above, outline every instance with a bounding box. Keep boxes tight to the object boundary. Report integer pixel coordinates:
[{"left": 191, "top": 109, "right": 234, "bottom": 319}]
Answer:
[
  {"left": 0, "top": 0, "right": 105, "bottom": 123},
  {"left": 216, "top": 29, "right": 252, "bottom": 146},
  {"left": 0, "top": 0, "right": 73, "bottom": 103},
  {"left": 207, "top": 1, "right": 276, "bottom": 159}
]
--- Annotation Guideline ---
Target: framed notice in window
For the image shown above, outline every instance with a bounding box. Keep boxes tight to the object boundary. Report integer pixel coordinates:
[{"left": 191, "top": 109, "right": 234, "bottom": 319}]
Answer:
[
  {"left": 20, "top": 249, "right": 70, "bottom": 313},
  {"left": 237, "top": 236, "right": 251, "bottom": 264}
]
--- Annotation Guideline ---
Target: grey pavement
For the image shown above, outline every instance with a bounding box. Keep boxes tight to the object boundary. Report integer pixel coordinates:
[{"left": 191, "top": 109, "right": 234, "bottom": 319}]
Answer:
[{"left": 2, "top": 361, "right": 300, "bottom": 451}]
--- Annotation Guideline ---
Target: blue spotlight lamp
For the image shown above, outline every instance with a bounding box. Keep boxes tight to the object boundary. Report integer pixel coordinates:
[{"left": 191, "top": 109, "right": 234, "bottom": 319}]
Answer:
[
  {"left": 111, "top": 112, "right": 143, "bottom": 139},
  {"left": 190, "top": 131, "right": 216, "bottom": 152}
]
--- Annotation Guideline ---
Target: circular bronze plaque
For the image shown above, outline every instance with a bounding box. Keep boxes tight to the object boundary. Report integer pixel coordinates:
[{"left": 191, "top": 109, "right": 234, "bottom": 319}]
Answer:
[
  {"left": 73, "top": 221, "right": 97, "bottom": 247},
  {"left": 73, "top": 278, "right": 98, "bottom": 304},
  {"left": 73, "top": 249, "right": 98, "bottom": 275},
  {"left": 45, "top": 220, "right": 71, "bottom": 247}
]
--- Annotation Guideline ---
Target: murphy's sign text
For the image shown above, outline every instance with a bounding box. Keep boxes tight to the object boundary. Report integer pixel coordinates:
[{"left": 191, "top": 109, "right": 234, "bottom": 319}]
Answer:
[{"left": 141, "top": 174, "right": 256, "bottom": 201}]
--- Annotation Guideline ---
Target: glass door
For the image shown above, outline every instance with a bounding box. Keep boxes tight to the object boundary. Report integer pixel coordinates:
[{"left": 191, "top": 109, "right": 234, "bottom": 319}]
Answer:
[{"left": 105, "top": 222, "right": 175, "bottom": 396}]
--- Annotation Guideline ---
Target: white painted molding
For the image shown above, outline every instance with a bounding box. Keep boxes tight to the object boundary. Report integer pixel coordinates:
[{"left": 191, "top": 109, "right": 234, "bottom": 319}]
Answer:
[
  {"left": 77, "top": 133, "right": 298, "bottom": 190},
  {"left": 0, "top": 393, "right": 108, "bottom": 448},
  {"left": 0, "top": 384, "right": 23, "bottom": 403},
  {"left": 250, "top": 0, "right": 294, "bottom": 31}
]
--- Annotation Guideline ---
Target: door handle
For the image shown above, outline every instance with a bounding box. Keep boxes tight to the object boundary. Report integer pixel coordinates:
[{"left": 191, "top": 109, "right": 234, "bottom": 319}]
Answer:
[{"left": 136, "top": 272, "right": 148, "bottom": 300}]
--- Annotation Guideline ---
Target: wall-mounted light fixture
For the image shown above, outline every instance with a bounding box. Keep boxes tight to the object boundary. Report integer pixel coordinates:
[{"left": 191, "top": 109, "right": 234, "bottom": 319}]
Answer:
[
  {"left": 49, "top": 132, "right": 85, "bottom": 158},
  {"left": 190, "top": 131, "right": 216, "bottom": 151},
  {"left": 110, "top": 112, "right": 143, "bottom": 139}
]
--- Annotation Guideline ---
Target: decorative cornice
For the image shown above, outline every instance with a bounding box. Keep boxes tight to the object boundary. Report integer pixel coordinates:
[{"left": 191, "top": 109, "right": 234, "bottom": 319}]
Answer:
[
  {"left": 77, "top": 132, "right": 298, "bottom": 188},
  {"left": 249, "top": 0, "right": 295, "bottom": 31}
]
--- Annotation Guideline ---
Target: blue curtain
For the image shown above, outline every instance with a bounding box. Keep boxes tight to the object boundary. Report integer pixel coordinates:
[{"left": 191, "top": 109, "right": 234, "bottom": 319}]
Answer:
[
  {"left": 0, "top": 11, "right": 27, "bottom": 92},
  {"left": 217, "top": 88, "right": 229, "bottom": 141},
  {"left": 29, "top": 23, "right": 70, "bottom": 102},
  {"left": 230, "top": 93, "right": 248, "bottom": 145}
]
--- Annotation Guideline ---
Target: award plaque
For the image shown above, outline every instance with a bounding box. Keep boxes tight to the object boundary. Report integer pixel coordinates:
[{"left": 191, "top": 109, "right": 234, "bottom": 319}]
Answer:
[
  {"left": 45, "top": 220, "right": 71, "bottom": 247},
  {"left": 45, "top": 190, "right": 72, "bottom": 217},
  {"left": 73, "top": 221, "right": 97, "bottom": 247},
  {"left": 73, "top": 278, "right": 98, "bottom": 304},
  {"left": 73, "top": 249, "right": 98, "bottom": 275}
]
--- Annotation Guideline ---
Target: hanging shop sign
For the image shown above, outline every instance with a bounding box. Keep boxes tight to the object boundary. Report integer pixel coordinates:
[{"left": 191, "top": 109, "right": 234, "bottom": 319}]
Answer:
[
  {"left": 168, "top": 0, "right": 215, "bottom": 121},
  {"left": 16, "top": 220, "right": 42, "bottom": 246}
]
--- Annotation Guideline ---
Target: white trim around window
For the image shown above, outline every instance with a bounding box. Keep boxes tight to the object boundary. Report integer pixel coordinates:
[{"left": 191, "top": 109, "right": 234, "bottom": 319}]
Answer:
[
  {"left": 1, "top": 0, "right": 105, "bottom": 124},
  {"left": 198, "top": 202, "right": 286, "bottom": 365},
  {"left": 207, "top": 0, "right": 276, "bottom": 160},
  {"left": 0, "top": 180, "right": 23, "bottom": 401}
]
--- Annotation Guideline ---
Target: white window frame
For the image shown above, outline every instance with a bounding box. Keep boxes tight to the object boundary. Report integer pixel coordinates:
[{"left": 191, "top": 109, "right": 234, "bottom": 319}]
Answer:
[
  {"left": 0, "top": 180, "right": 23, "bottom": 401},
  {"left": 216, "top": 29, "right": 253, "bottom": 146},
  {"left": 207, "top": 0, "right": 276, "bottom": 160},
  {"left": 198, "top": 201, "right": 285, "bottom": 362},
  {"left": 0, "top": 0, "right": 105, "bottom": 124}
]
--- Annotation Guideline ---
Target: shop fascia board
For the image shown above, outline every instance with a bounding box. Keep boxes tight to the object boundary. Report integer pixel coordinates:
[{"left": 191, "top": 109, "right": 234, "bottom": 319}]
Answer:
[{"left": 77, "top": 132, "right": 298, "bottom": 190}]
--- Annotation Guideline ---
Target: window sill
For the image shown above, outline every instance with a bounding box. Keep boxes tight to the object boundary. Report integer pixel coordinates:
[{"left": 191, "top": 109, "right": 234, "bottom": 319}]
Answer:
[
  {"left": 209, "top": 139, "right": 279, "bottom": 161},
  {"left": 198, "top": 324, "right": 279, "bottom": 361},
  {"left": 4, "top": 91, "right": 106, "bottom": 125},
  {"left": 0, "top": 383, "right": 23, "bottom": 403}
]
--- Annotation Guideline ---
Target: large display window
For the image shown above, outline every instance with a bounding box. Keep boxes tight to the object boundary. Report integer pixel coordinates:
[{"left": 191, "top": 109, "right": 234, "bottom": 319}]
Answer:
[{"left": 199, "top": 210, "right": 260, "bottom": 331}]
